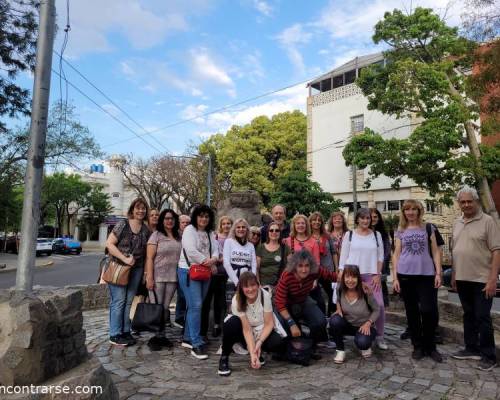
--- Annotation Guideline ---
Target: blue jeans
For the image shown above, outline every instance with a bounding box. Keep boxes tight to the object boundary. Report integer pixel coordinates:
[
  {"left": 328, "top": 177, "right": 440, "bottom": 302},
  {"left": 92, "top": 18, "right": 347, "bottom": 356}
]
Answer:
[
  {"left": 177, "top": 268, "right": 211, "bottom": 348},
  {"left": 175, "top": 280, "right": 187, "bottom": 322},
  {"left": 329, "top": 314, "right": 377, "bottom": 351},
  {"left": 108, "top": 266, "right": 143, "bottom": 337}
]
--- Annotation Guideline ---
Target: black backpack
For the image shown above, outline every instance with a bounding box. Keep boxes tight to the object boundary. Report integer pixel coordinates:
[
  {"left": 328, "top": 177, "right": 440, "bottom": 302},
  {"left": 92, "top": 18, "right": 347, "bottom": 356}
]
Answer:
[{"left": 286, "top": 337, "right": 314, "bottom": 366}]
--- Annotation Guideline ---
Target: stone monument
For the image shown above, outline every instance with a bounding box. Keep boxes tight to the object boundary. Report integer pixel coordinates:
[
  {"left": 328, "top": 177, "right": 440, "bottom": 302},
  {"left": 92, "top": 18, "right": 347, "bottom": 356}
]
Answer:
[{"left": 217, "top": 191, "right": 261, "bottom": 226}]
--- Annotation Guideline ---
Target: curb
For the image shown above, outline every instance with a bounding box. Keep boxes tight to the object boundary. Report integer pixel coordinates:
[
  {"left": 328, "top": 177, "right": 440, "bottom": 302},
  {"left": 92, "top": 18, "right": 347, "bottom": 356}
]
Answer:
[{"left": 0, "top": 260, "right": 54, "bottom": 274}]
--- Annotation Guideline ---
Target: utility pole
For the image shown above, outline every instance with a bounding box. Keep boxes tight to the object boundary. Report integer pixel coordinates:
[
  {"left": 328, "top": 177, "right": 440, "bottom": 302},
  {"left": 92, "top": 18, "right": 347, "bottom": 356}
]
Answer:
[
  {"left": 16, "top": 0, "right": 56, "bottom": 292},
  {"left": 352, "top": 165, "right": 358, "bottom": 217},
  {"left": 206, "top": 154, "right": 212, "bottom": 206}
]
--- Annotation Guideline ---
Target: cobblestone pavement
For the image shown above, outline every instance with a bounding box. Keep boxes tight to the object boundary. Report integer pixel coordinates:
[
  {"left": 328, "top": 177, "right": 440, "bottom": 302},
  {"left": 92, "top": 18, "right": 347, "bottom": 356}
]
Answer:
[{"left": 84, "top": 309, "right": 500, "bottom": 400}]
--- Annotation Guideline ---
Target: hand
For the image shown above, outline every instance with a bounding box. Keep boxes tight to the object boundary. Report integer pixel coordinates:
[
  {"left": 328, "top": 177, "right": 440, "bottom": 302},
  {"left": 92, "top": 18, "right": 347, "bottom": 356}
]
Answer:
[
  {"left": 124, "top": 255, "right": 135, "bottom": 266},
  {"left": 290, "top": 324, "right": 301, "bottom": 338},
  {"left": 312, "top": 280, "right": 318, "bottom": 289},
  {"left": 202, "top": 258, "right": 213, "bottom": 267},
  {"left": 451, "top": 275, "right": 457, "bottom": 292},
  {"left": 372, "top": 274, "right": 381, "bottom": 291},
  {"left": 393, "top": 279, "right": 400, "bottom": 293},
  {"left": 211, "top": 265, "right": 218, "bottom": 274},
  {"left": 483, "top": 279, "right": 497, "bottom": 299},
  {"left": 359, "top": 321, "right": 371, "bottom": 336},
  {"left": 250, "top": 353, "right": 261, "bottom": 369},
  {"left": 362, "top": 282, "right": 372, "bottom": 295},
  {"left": 434, "top": 274, "right": 442, "bottom": 289},
  {"left": 146, "top": 275, "right": 155, "bottom": 290}
]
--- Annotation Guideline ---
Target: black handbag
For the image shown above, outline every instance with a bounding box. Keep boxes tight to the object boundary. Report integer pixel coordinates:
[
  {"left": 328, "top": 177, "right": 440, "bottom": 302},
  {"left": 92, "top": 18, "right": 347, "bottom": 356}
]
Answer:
[{"left": 131, "top": 291, "right": 164, "bottom": 333}]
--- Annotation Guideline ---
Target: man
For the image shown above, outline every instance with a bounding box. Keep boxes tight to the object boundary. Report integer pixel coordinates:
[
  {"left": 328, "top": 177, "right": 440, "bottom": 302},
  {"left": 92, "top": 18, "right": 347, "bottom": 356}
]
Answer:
[
  {"left": 174, "top": 214, "right": 191, "bottom": 328},
  {"left": 260, "top": 204, "right": 290, "bottom": 243},
  {"left": 451, "top": 185, "right": 500, "bottom": 371}
]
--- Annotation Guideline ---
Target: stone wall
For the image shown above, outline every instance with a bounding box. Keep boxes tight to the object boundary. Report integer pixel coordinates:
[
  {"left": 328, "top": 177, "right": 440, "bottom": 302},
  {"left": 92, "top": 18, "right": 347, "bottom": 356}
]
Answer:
[
  {"left": 67, "top": 284, "right": 109, "bottom": 310},
  {"left": 217, "top": 191, "right": 262, "bottom": 226}
]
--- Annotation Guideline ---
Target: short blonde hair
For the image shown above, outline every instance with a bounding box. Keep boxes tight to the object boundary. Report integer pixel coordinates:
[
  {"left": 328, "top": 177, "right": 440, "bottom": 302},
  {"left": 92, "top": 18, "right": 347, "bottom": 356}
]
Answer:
[
  {"left": 217, "top": 216, "right": 233, "bottom": 234},
  {"left": 399, "top": 200, "right": 424, "bottom": 230},
  {"left": 228, "top": 218, "right": 251, "bottom": 242},
  {"left": 290, "top": 214, "right": 311, "bottom": 238}
]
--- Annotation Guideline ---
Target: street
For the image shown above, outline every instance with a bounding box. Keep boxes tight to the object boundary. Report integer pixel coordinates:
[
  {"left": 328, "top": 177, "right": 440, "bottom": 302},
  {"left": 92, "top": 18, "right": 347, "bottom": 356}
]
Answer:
[{"left": 0, "top": 252, "right": 102, "bottom": 289}]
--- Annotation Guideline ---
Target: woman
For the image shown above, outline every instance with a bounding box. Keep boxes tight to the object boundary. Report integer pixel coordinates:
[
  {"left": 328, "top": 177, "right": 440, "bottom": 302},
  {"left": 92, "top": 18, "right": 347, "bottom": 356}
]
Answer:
[
  {"left": 201, "top": 216, "right": 232, "bottom": 339},
  {"left": 145, "top": 209, "right": 182, "bottom": 346},
  {"left": 369, "top": 208, "right": 392, "bottom": 306},
  {"left": 249, "top": 226, "right": 261, "bottom": 247},
  {"left": 223, "top": 218, "right": 257, "bottom": 286},
  {"left": 218, "top": 272, "right": 286, "bottom": 376},
  {"left": 256, "top": 222, "right": 290, "bottom": 288},
  {"left": 327, "top": 211, "right": 348, "bottom": 267},
  {"left": 178, "top": 204, "right": 219, "bottom": 360},
  {"left": 147, "top": 208, "right": 160, "bottom": 232},
  {"left": 310, "top": 212, "right": 336, "bottom": 316},
  {"left": 339, "top": 208, "right": 387, "bottom": 349},
  {"left": 106, "top": 198, "right": 151, "bottom": 346},
  {"left": 274, "top": 250, "right": 337, "bottom": 349},
  {"left": 392, "top": 200, "right": 443, "bottom": 362},
  {"left": 330, "top": 265, "right": 380, "bottom": 363}
]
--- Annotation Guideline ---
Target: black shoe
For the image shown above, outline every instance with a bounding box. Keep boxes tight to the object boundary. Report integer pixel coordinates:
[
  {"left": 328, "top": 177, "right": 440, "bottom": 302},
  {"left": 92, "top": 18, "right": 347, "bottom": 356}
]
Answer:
[
  {"left": 428, "top": 350, "right": 443, "bottom": 363},
  {"left": 411, "top": 348, "right": 425, "bottom": 360},
  {"left": 259, "top": 356, "right": 266, "bottom": 366},
  {"left": 212, "top": 325, "right": 222, "bottom": 338},
  {"left": 310, "top": 353, "right": 322, "bottom": 361},
  {"left": 121, "top": 332, "right": 137, "bottom": 346},
  {"left": 434, "top": 332, "right": 443, "bottom": 345},
  {"left": 451, "top": 349, "right": 482, "bottom": 360},
  {"left": 181, "top": 340, "right": 193, "bottom": 349},
  {"left": 218, "top": 355, "right": 231, "bottom": 376},
  {"left": 400, "top": 328, "right": 411, "bottom": 340},
  {"left": 109, "top": 335, "right": 129, "bottom": 346},
  {"left": 147, "top": 337, "right": 163, "bottom": 351},
  {"left": 173, "top": 319, "right": 184, "bottom": 329},
  {"left": 157, "top": 336, "right": 173, "bottom": 348},
  {"left": 191, "top": 346, "right": 208, "bottom": 360},
  {"left": 477, "top": 358, "right": 497, "bottom": 371}
]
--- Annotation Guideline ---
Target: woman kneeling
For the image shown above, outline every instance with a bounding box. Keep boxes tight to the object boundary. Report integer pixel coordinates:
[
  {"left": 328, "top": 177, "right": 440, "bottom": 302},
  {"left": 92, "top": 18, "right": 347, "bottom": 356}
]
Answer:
[
  {"left": 329, "top": 265, "right": 380, "bottom": 363},
  {"left": 218, "top": 272, "right": 285, "bottom": 376}
]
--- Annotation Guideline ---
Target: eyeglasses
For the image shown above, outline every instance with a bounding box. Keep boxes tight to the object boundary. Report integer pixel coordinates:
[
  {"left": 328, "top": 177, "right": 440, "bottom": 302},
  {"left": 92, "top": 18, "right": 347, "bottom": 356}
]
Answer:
[
  {"left": 251, "top": 232, "right": 261, "bottom": 236},
  {"left": 269, "top": 229, "right": 280, "bottom": 233},
  {"left": 164, "top": 217, "right": 174, "bottom": 221}
]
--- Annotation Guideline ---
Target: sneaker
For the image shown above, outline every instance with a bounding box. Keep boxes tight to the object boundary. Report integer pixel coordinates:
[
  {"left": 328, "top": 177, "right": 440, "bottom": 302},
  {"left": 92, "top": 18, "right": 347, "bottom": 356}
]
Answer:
[
  {"left": 428, "top": 350, "right": 443, "bottom": 363},
  {"left": 216, "top": 345, "right": 223, "bottom": 355},
  {"left": 411, "top": 348, "right": 425, "bottom": 360},
  {"left": 259, "top": 356, "right": 266, "bottom": 366},
  {"left": 376, "top": 337, "right": 388, "bottom": 350},
  {"left": 157, "top": 336, "right": 173, "bottom": 348},
  {"left": 109, "top": 335, "right": 128, "bottom": 346},
  {"left": 181, "top": 340, "right": 193, "bottom": 349},
  {"left": 212, "top": 325, "right": 221, "bottom": 338},
  {"left": 218, "top": 355, "right": 231, "bottom": 376},
  {"left": 191, "top": 346, "right": 209, "bottom": 360},
  {"left": 451, "top": 349, "right": 482, "bottom": 361},
  {"left": 334, "top": 350, "right": 346, "bottom": 364},
  {"left": 121, "top": 332, "right": 137, "bottom": 346},
  {"left": 361, "top": 348, "right": 372, "bottom": 358},
  {"left": 317, "top": 340, "right": 336, "bottom": 349},
  {"left": 233, "top": 343, "right": 248, "bottom": 355},
  {"left": 173, "top": 319, "right": 184, "bottom": 329},
  {"left": 400, "top": 328, "right": 410, "bottom": 340},
  {"left": 477, "top": 358, "right": 497, "bottom": 371}
]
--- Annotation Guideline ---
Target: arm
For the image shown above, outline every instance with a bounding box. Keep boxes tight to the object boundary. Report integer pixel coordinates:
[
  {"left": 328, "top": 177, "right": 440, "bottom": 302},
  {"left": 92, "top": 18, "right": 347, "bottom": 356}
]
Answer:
[
  {"left": 392, "top": 238, "right": 402, "bottom": 293},
  {"left": 209, "top": 232, "right": 219, "bottom": 263},
  {"left": 359, "top": 295, "right": 380, "bottom": 335},
  {"left": 275, "top": 275, "right": 301, "bottom": 337},
  {"left": 430, "top": 232, "right": 442, "bottom": 289},
  {"left": 318, "top": 266, "right": 337, "bottom": 282},
  {"left": 251, "top": 246, "right": 257, "bottom": 275},
  {"left": 182, "top": 227, "right": 209, "bottom": 264},
  {"left": 255, "top": 311, "right": 274, "bottom": 359},
  {"left": 338, "top": 232, "right": 350, "bottom": 271},
  {"left": 145, "top": 242, "right": 157, "bottom": 290},
  {"left": 239, "top": 315, "right": 260, "bottom": 369},
  {"left": 372, "top": 232, "right": 384, "bottom": 291},
  {"left": 484, "top": 250, "right": 500, "bottom": 298},
  {"left": 106, "top": 229, "right": 134, "bottom": 266},
  {"left": 223, "top": 239, "right": 239, "bottom": 285},
  {"left": 256, "top": 256, "right": 262, "bottom": 281}
]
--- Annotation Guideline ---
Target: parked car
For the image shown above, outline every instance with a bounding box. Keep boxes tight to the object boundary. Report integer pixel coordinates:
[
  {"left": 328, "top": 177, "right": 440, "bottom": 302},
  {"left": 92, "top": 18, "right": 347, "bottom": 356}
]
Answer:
[
  {"left": 52, "top": 238, "right": 82, "bottom": 255},
  {"left": 36, "top": 238, "right": 53, "bottom": 256},
  {"left": 443, "top": 267, "right": 500, "bottom": 297}
]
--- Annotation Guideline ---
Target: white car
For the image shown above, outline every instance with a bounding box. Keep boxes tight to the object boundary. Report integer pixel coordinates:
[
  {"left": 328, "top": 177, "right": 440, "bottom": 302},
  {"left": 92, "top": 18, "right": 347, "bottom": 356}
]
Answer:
[{"left": 36, "top": 238, "right": 53, "bottom": 256}]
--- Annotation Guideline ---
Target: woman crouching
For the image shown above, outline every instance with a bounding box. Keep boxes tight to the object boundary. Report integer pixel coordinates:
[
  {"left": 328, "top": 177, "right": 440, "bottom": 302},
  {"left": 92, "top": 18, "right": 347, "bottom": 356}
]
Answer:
[
  {"left": 329, "top": 265, "right": 380, "bottom": 364},
  {"left": 218, "top": 272, "right": 285, "bottom": 376}
]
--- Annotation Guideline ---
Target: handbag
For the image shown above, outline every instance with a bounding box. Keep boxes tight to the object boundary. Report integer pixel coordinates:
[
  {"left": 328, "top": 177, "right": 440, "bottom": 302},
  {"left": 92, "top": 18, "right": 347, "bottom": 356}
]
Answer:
[
  {"left": 287, "top": 337, "right": 313, "bottom": 366},
  {"left": 101, "top": 258, "right": 131, "bottom": 286},
  {"left": 183, "top": 231, "right": 213, "bottom": 283},
  {"left": 131, "top": 291, "right": 165, "bottom": 333}
]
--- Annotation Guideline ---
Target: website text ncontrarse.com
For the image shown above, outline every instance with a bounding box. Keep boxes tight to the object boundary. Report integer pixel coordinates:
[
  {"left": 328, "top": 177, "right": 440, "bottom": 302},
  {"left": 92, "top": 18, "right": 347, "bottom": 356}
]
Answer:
[{"left": 0, "top": 385, "right": 103, "bottom": 395}]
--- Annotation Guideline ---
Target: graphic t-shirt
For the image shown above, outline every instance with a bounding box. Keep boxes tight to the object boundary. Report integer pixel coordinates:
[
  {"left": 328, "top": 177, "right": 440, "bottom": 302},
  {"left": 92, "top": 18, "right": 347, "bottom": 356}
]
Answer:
[
  {"left": 256, "top": 243, "right": 290, "bottom": 285},
  {"left": 395, "top": 226, "right": 436, "bottom": 275}
]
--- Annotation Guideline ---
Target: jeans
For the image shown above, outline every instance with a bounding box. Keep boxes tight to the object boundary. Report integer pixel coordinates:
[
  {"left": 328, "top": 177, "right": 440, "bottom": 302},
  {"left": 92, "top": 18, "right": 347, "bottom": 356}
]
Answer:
[
  {"left": 456, "top": 280, "right": 496, "bottom": 362},
  {"left": 329, "top": 314, "right": 377, "bottom": 351},
  {"left": 398, "top": 274, "right": 438, "bottom": 352},
  {"left": 175, "top": 280, "right": 186, "bottom": 322},
  {"left": 318, "top": 277, "right": 335, "bottom": 316},
  {"left": 361, "top": 274, "right": 385, "bottom": 337},
  {"left": 201, "top": 274, "right": 227, "bottom": 336},
  {"left": 108, "top": 266, "right": 144, "bottom": 337},
  {"left": 177, "top": 267, "right": 211, "bottom": 348},
  {"left": 278, "top": 296, "right": 328, "bottom": 343},
  {"left": 221, "top": 315, "right": 285, "bottom": 356}
]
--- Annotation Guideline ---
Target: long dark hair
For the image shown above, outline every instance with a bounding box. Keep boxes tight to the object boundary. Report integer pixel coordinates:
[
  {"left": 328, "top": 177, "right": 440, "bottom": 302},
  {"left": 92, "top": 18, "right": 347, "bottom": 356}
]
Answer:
[
  {"left": 190, "top": 204, "right": 215, "bottom": 232},
  {"left": 338, "top": 264, "right": 364, "bottom": 300},
  {"left": 369, "top": 208, "right": 389, "bottom": 241},
  {"left": 157, "top": 209, "right": 180, "bottom": 240},
  {"left": 236, "top": 271, "right": 260, "bottom": 313}
]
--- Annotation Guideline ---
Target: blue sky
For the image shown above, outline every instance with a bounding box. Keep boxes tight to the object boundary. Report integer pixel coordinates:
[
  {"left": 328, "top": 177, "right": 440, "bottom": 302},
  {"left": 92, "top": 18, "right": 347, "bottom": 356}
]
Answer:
[{"left": 12, "top": 0, "right": 466, "bottom": 166}]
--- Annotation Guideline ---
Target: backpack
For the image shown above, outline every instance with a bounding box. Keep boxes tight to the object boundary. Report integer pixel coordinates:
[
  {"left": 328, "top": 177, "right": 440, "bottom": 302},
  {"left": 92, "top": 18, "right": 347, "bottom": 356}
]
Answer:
[
  {"left": 348, "top": 230, "right": 379, "bottom": 247},
  {"left": 286, "top": 337, "right": 314, "bottom": 366}
]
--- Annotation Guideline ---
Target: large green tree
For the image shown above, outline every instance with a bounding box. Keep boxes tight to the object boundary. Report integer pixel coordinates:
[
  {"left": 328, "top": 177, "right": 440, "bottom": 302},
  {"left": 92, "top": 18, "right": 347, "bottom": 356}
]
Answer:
[
  {"left": 79, "top": 185, "right": 113, "bottom": 241},
  {"left": 342, "top": 7, "right": 499, "bottom": 216}
]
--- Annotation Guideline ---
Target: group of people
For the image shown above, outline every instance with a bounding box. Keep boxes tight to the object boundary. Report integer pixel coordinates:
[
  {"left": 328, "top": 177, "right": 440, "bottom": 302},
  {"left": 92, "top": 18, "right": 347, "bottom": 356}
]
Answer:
[{"left": 103, "top": 184, "right": 499, "bottom": 376}]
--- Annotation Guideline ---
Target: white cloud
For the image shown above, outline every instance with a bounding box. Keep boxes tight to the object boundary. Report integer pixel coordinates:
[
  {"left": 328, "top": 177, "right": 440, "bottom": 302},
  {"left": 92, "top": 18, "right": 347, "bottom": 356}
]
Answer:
[
  {"left": 190, "top": 49, "right": 234, "bottom": 87},
  {"left": 253, "top": 0, "right": 273, "bottom": 16},
  {"left": 276, "top": 24, "right": 312, "bottom": 75},
  {"left": 181, "top": 104, "right": 209, "bottom": 123}
]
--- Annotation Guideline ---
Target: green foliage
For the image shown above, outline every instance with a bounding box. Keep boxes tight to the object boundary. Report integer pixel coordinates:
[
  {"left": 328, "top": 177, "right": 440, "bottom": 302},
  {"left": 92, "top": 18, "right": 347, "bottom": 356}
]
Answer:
[
  {"left": 79, "top": 185, "right": 113, "bottom": 240},
  {"left": 344, "top": 7, "right": 497, "bottom": 205},
  {"left": 199, "top": 111, "right": 307, "bottom": 206},
  {"left": 271, "top": 167, "right": 342, "bottom": 219}
]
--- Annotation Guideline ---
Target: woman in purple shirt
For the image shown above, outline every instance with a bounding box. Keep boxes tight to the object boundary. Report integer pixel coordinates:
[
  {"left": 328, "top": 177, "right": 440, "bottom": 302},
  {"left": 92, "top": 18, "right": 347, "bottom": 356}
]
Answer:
[{"left": 392, "top": 200, "right": 443, "bottom": 362}]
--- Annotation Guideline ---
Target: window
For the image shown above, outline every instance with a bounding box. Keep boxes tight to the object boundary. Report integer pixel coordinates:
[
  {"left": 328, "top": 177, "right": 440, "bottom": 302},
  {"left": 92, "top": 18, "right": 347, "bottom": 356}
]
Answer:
[
  {"left": 376, "top": 201, "right": 387, "bottom": 212},
  {"left": 344, "top": 69, "right": 356, "bottom": 84},
  {"left": 332, "top": 75, "right": 343, "bottom": 89},
  {"left": 351, "top": 115, "right": 364, "bottom": 133},
  {"left": 388, "top": 201, "right": 400, "bottom": 211}
]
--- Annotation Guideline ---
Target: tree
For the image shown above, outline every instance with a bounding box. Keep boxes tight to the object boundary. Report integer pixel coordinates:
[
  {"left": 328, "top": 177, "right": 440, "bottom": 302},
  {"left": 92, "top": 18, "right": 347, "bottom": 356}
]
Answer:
[
  {"left": 342, "top": 7, "right": 499, "bottom": 216},
  {"left": 461, "top": 0, "right": 500, "bottom": 42},
  {"left": 270, "top": 167, "right": 342, "bottom": 219},
  {"left": 0, "top": 0, "right": 38, "bottom": 133},
  {"left": 200, "top": 111, "right": 307, "bottom": 206},
  {"left": 80, "top": 185, "right": 113, "bottom": 241}
]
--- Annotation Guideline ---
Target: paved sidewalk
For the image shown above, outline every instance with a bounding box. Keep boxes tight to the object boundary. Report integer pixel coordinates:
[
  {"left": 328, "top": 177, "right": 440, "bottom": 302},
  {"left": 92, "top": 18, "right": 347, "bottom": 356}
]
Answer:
[{"left": 84, "top": 309, "right": 500, "bottom": 400}]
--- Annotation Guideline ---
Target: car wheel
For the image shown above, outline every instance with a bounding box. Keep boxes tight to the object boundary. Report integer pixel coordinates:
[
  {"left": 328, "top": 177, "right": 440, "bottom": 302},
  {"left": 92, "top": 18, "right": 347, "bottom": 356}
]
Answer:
[
  {"left": 76, "top": 250, "right": 81, "bottom": 255},
  {"left": 36, "top": 251, "right": 40, "bottom": 257}
]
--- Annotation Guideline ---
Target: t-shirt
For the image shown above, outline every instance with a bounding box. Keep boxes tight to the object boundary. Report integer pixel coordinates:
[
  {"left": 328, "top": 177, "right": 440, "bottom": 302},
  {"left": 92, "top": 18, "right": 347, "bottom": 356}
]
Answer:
[
  {"left": 231, "top": 288, "right": 272, "bottom": 328},
  {"left": 147, "top": 231, "right": 182, "bottom": 282},
  {"left": 339, "top": 231, "right": 384, "bottom": 275},
  {"left": 337, "top": 291, "right": 380, "bottom": 327},
  {"left": 284, "top": 236, "right": 321, "bottom": 265},
  {"left": 223, "top": 238, "right": 257, "bottom": 285},
  {"left": 256, "top": 243, "right": 290, "bottom": 285},
  {"left": 112, "top": 220, "right": 150, "bottom": 267},
  {"left": 395, "top": 226, "right": 436, "bottom": 276},
  {"left": 452, "top": 211, "right": 500, "bottom": 283}
]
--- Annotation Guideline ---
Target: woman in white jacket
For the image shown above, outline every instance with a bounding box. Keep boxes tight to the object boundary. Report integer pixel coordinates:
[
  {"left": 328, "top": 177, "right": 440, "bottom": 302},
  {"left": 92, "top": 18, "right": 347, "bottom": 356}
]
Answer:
[{"left": 223, "top": 218, "right": 257, "bottom": 286}]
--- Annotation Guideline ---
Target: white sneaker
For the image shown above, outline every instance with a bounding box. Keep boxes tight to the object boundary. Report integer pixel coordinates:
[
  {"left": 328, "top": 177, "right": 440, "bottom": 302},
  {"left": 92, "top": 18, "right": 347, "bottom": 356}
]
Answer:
[
  {"left": 334, "top": 350, "right": 346, "bottom": 364},
  {"left": 376, "top": 337, "right": 388, "bottom": 350},
  {"left": 216, "top": 345, "right": 222, "bottom": 355},
  {"left": 232, "top": 343, "right": 248, "bottom": 355},
  {"left": 361, "top": 348, "right": 372, "bottom": 358}
]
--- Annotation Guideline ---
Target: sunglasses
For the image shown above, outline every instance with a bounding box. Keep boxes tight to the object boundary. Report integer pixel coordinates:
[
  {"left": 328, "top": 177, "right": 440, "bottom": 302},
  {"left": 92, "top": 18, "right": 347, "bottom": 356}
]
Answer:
[{"left": 251, "top": 232, "right": 261, "bottom": 236}]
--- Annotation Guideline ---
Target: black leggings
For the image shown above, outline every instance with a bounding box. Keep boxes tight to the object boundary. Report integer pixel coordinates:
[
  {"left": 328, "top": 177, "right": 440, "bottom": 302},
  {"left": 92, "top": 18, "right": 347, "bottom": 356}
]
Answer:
[
  {"left": 221, "top": 315, "right": 285, "bottom": 356},
  {"left": 201, "top": 274, "right": 227, "bottom": 336}
]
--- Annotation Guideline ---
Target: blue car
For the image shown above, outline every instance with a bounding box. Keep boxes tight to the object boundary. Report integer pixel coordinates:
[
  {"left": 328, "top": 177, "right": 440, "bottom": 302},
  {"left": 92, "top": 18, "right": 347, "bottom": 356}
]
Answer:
[{"left": 52, "top": 238, "right": 82, "bottom": 255}]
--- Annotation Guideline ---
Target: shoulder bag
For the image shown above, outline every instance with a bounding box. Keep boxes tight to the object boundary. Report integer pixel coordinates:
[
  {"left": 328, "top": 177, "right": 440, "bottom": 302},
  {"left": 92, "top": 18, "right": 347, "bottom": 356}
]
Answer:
[
  {"left": 131, "top": 290, "right": 164, "bottom": 332},
  {"left": 184, "top": 231, "right": 212, "bottom": 283}
]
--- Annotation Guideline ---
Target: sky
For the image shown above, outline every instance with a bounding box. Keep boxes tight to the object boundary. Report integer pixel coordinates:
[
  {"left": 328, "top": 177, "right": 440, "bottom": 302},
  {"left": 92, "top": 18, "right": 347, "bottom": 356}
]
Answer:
[{"left": 12, "top": 0, "right": 467, "bottom": 167}]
